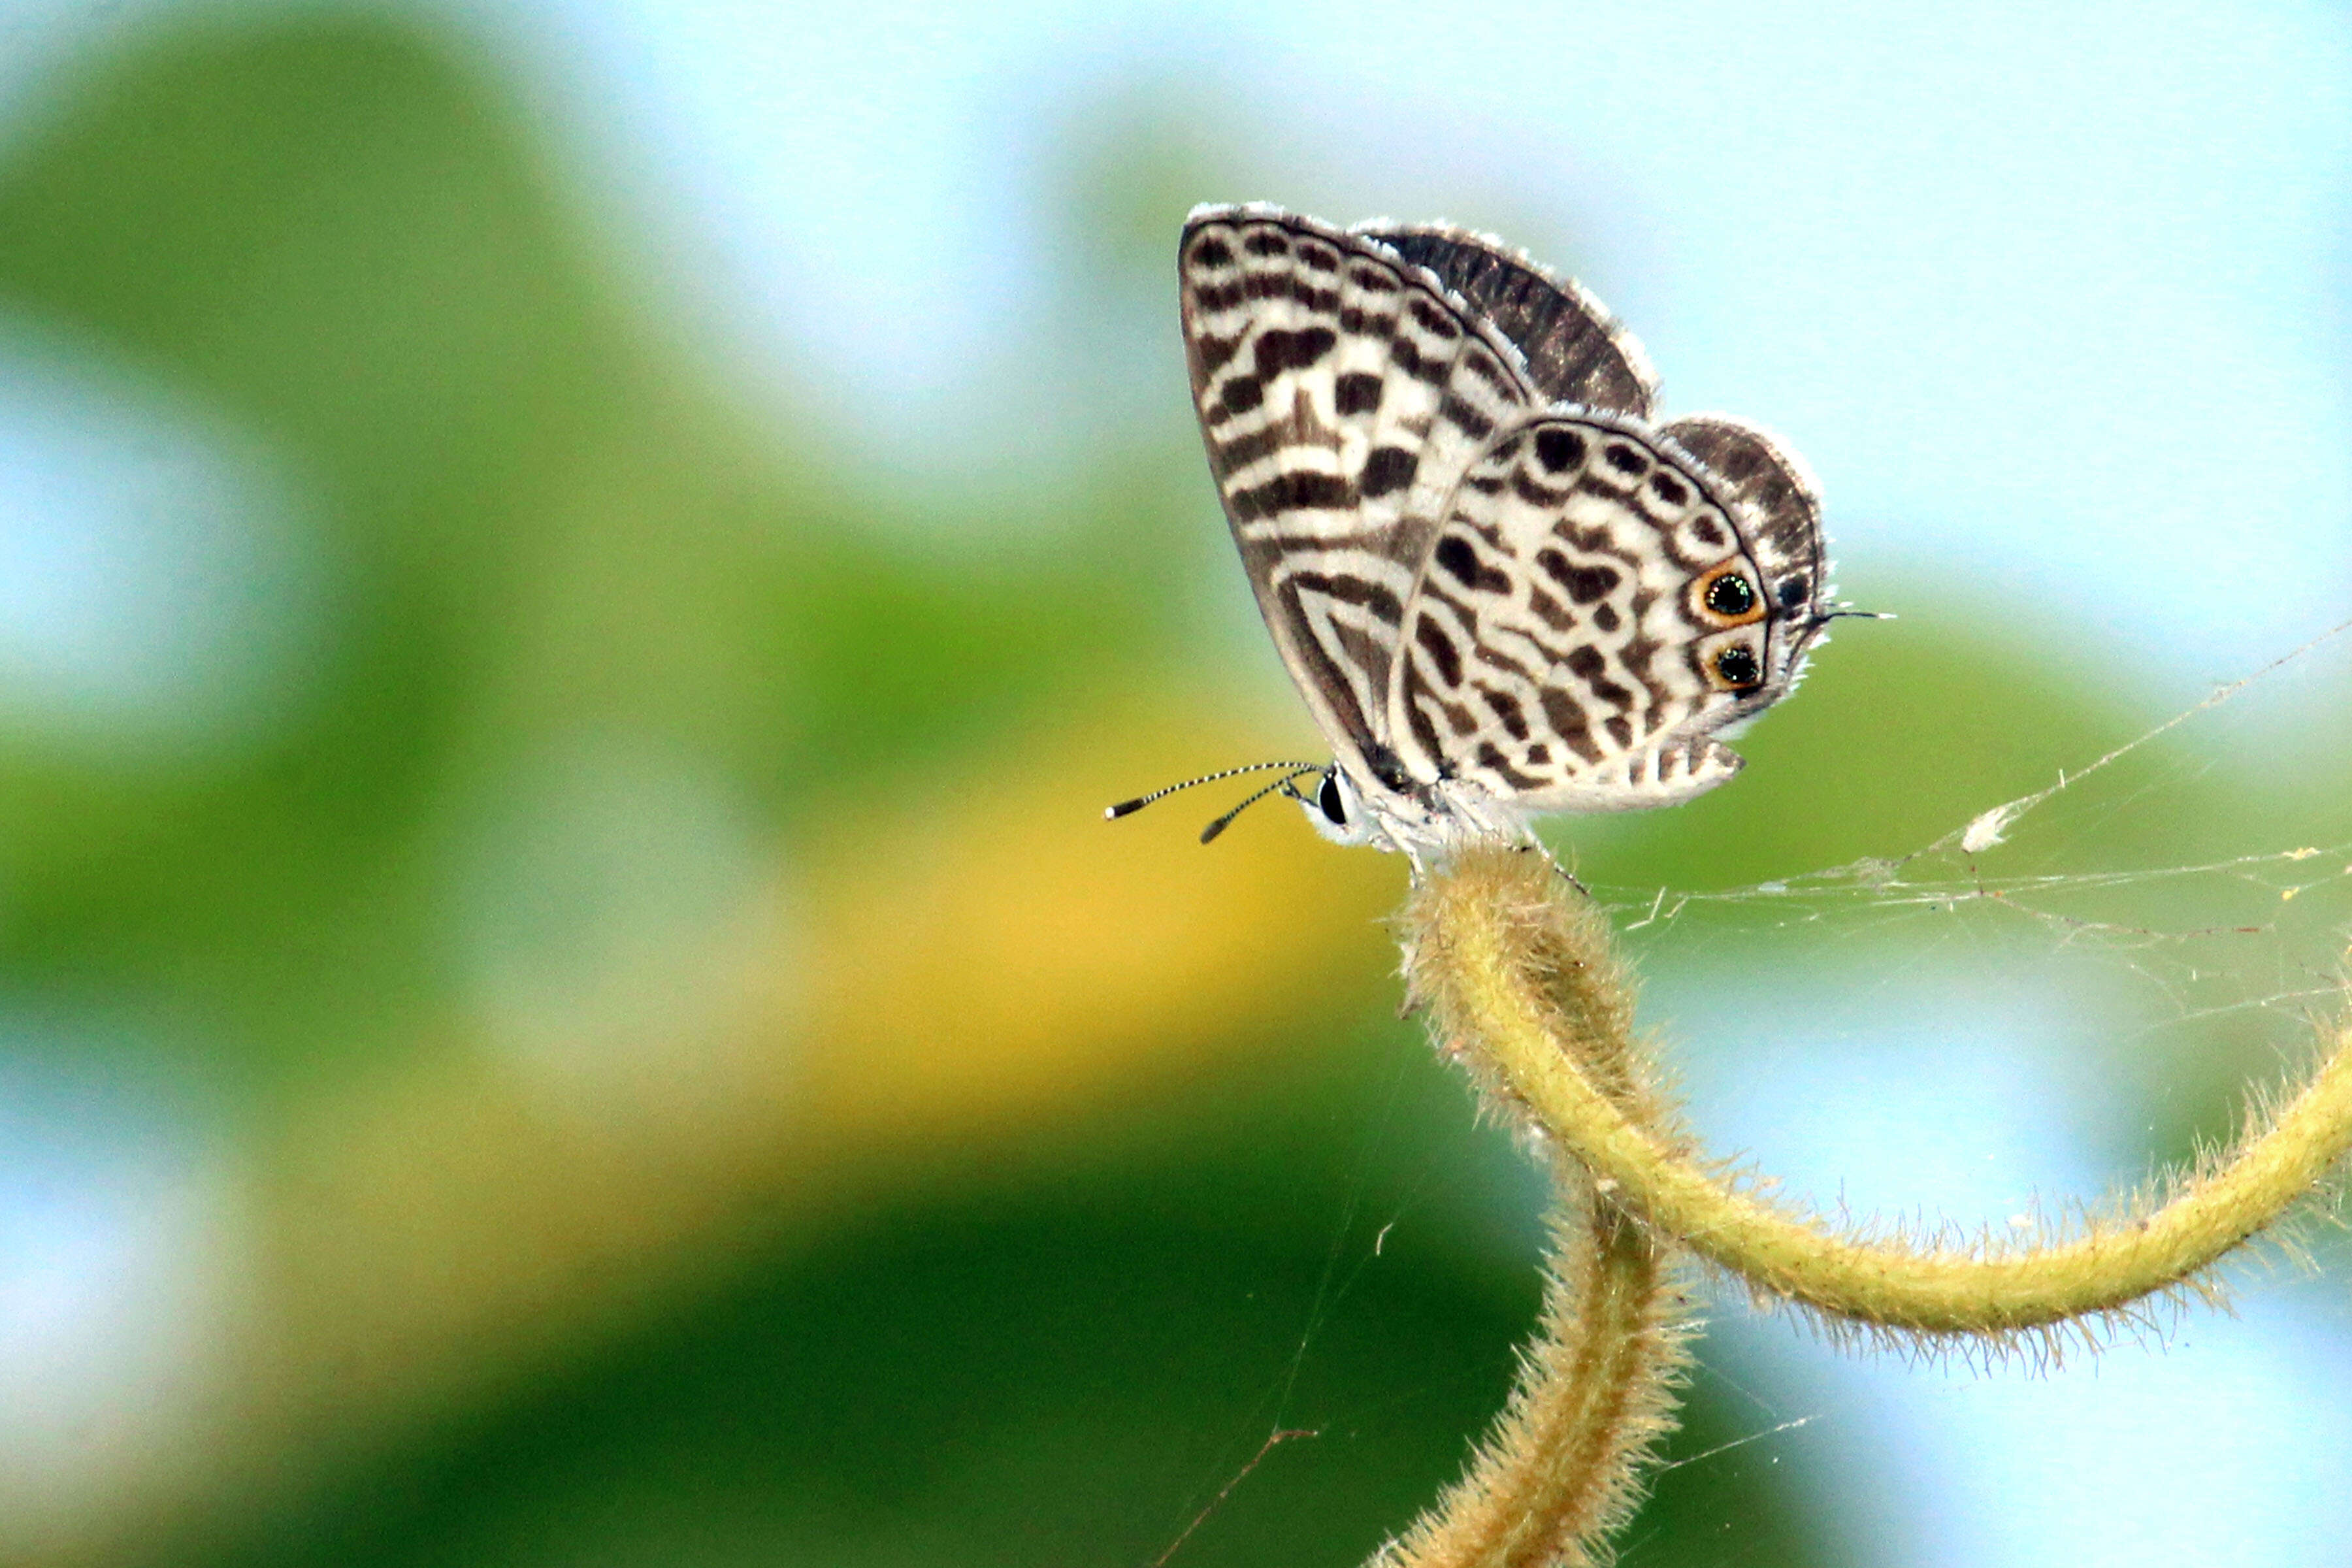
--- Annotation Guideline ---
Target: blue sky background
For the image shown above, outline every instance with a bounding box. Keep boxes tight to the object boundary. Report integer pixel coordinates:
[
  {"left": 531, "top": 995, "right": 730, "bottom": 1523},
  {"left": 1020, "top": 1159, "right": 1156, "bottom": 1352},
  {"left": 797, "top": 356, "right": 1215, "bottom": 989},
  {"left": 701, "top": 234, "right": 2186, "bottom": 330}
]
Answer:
[
  {"left": 3, "top": 0, "right": 2349, "bottom": 700},
  {"left": 464, "top": 0, "right": 2352, "bottom": 686}
]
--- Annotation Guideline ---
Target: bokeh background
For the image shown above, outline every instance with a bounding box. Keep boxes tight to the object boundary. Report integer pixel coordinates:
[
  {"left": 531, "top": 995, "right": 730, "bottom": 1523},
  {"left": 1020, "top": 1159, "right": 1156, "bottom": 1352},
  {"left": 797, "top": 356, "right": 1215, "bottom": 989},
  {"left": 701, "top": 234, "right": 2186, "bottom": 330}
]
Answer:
[{"left": 2, "top": 3, "right": 2351, "bottom": 1565}]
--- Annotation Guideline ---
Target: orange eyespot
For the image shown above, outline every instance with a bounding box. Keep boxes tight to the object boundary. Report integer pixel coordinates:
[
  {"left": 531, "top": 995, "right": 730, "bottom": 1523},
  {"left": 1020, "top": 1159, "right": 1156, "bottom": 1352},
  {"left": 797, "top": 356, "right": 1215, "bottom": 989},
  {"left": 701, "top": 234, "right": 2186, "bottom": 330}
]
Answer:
[
  {"left": 1692, "top": 564, "right": 1765, "bottom": 627},
  {"left": 1714, "top": 645, "right": 1763, "bottom": 690}
]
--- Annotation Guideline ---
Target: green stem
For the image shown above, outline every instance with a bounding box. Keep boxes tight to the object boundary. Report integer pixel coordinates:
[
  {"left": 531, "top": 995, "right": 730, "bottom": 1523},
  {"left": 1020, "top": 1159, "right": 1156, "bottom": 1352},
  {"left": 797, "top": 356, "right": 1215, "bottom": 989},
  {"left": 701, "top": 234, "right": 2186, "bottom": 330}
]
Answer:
[
  {"left": 1408, "top": 845, "right": 2352, "bottom": 1339},
  {"left": 1381, "top": 1190, "right": 1691, "bottom": 1568}
]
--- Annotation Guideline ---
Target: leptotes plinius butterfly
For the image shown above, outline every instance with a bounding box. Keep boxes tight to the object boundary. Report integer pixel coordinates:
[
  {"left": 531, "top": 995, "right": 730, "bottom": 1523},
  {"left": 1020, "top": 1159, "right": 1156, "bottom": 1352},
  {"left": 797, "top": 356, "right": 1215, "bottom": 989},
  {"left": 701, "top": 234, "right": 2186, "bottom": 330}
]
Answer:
[{"left": 1177, "top": 204, "right": 1837, "bottom": 861}]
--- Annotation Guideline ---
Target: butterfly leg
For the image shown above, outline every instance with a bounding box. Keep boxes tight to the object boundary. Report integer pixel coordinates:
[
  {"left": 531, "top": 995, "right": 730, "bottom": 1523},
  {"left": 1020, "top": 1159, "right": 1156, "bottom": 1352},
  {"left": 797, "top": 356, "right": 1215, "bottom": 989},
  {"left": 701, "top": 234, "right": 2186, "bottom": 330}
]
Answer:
[{"left": 1520, "top": 837, "right": 1590, "bottom": 899}]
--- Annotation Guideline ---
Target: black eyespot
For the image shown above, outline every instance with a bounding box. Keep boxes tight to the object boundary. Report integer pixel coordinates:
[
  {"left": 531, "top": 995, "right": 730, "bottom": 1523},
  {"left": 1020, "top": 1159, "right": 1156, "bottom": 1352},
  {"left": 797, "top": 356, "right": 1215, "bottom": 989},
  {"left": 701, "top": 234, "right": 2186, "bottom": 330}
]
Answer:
[
  {"left": 1716, "top": 646, "right": 1763, "bottom": 689},
  {"left": 1704, "top": 573, "right": 1756, "bottom": 618},
  {"left": 1318, "top": 772, "right": 1348, "bottom": 825}
]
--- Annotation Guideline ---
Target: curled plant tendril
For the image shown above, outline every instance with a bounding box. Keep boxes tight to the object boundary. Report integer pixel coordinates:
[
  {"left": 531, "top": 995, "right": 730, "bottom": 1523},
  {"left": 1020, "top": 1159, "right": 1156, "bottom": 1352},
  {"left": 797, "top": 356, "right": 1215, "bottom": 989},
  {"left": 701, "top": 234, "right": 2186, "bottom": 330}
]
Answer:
[{"left": 1377, "top": 841, "right": 2352, "bottom": 1567}]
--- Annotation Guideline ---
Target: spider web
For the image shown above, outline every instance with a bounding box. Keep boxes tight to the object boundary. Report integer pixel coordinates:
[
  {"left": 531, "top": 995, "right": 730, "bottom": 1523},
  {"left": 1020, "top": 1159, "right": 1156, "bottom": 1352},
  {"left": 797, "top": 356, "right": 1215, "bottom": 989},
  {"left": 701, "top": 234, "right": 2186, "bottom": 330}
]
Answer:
[{"left": 1597, "top": 615, "right": 2352, "bottom": 1091}]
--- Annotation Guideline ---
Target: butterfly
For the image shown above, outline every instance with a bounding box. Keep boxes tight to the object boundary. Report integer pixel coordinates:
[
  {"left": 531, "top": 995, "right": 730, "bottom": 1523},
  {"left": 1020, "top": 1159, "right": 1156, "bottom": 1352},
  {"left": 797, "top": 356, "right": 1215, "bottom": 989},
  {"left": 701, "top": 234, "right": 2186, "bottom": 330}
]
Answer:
[{"left": 1172, "top": 203, "right": 1837, "bottom": 862}]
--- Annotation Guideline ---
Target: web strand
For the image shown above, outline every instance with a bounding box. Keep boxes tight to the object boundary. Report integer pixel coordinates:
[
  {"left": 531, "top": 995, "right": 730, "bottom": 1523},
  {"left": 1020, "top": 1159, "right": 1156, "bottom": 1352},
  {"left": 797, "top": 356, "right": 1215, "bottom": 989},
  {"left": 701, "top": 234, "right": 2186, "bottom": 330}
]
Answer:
[{"left": 1590, "top": 613, "right": 2352, "bottom": 1051}]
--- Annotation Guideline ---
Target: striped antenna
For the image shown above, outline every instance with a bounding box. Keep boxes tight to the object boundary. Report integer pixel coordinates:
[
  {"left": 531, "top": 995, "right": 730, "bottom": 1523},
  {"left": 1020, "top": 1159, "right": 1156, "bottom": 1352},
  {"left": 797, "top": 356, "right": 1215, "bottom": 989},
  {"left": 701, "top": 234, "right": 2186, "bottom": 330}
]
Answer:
[
  {"left": 1105, "top": 761, "right": 1324, "bottom": 821},
  {"left": 1197, "top": 767, "right": 1324, "bottom": 844}
]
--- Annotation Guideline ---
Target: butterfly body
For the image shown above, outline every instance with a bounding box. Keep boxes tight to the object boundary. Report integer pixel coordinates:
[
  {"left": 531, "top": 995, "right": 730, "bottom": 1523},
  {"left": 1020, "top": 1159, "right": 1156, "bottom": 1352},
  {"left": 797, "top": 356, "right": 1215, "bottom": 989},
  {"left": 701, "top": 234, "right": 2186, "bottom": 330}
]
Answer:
[{"left": 1180, "top": 204, "right": 1835, "bottom": 861}]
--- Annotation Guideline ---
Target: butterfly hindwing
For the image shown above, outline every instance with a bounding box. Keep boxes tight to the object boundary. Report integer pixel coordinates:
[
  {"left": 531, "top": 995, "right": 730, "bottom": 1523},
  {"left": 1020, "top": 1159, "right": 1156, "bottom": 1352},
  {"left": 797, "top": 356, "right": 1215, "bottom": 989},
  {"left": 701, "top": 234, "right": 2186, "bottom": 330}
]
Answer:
[
  {"left": 1180, "top": 206, "right": 1541, "bottom": 783},
  {"left": 1659, "top": 414, "right": 1829, "bottom": 621},
  {"left": 1387, "top": 414, "right": 1810, "bottom": 812}
]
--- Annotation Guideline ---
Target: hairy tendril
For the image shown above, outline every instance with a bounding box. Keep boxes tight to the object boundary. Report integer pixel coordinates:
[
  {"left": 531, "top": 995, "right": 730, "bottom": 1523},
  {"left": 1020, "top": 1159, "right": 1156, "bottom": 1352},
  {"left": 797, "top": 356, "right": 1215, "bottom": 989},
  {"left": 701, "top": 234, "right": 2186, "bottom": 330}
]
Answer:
[{"left": 1375, "top": 841, "right": 2352, "bottom": 1567}]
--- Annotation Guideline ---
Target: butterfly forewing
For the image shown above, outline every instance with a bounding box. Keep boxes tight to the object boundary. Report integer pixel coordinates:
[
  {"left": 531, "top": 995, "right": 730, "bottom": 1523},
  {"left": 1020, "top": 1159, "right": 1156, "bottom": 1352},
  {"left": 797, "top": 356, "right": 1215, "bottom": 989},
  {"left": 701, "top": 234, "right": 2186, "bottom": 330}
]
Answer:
[
  {"left": 1387, "top": 415, "right": 1797, "bottom": 812},
  {"left": 1358, "top": 224, "right": 1658, "bottom": 417},
  {"left": 1181, "top": 206, "right": 1541, "bottom": 784}
]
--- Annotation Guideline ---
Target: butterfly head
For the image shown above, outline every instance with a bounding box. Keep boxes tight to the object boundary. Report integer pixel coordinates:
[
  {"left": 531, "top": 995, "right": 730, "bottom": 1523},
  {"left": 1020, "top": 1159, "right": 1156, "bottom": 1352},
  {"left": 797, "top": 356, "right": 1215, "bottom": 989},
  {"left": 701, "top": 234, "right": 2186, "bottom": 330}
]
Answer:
[
  {"left": 1298, "top": 765, "right": 1381, "bottom": 847},
  {"left": 1298, "top": 762, "right": 1492, "bottom": 859}
]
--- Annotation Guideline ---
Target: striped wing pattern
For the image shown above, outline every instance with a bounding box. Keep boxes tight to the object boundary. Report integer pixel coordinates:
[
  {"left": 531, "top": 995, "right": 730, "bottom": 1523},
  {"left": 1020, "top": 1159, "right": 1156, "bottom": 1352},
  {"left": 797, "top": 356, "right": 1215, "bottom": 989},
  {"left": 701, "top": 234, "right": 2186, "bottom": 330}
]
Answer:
[
  {"left": 1180, "top": 206, "right": 1541, "bottom": 792},
  {"left": 1179, "top": 204, "right": 1832, "bottom": 851},
  {"left": 1390, "top": 416, "right": 1772, "bottom": 810},
  {"left": 1660, "top": 414, "right": 1827, "bottom": 617},
  {"left": 1358, "top": 224, "right": 1658, "bottom": 417}
]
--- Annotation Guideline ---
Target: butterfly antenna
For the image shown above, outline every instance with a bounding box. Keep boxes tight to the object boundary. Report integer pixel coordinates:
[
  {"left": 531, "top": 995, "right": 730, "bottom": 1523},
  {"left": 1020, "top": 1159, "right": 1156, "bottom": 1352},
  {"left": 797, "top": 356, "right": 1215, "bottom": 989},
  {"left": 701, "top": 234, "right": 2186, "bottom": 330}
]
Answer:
[
  {"left": 1105, "top": 761, "right": 1324, "bottom": 821},
  {"left": 1199, "top": 768, "right": 1325, "bottom": 844}
]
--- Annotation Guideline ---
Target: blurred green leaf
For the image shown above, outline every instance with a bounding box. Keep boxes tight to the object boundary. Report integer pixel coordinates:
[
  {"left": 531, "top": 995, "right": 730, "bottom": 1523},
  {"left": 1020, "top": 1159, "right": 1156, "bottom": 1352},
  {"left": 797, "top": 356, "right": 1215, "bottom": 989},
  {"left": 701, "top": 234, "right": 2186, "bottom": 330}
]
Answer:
[{"left": 185, "top": 1012, "right": 1832, "bottom": 1568}]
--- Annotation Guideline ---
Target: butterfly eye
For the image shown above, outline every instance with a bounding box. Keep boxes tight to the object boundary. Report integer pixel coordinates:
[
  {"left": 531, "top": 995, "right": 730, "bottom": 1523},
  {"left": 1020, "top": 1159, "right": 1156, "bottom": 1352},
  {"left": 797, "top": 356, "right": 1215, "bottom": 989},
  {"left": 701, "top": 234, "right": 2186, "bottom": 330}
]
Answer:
[
  {"left": 1705, "top": 573, "right": 1757, "bottom": 618},
  {"left": 1318, "top": 772, "right": 1348, "bottom": 826},
  {"left": 1715, "top": 645, "right": 1763, "bottom": 689}
]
